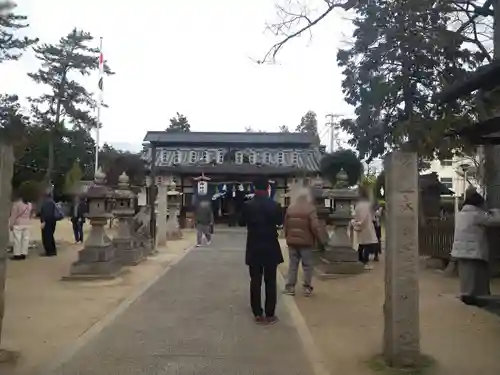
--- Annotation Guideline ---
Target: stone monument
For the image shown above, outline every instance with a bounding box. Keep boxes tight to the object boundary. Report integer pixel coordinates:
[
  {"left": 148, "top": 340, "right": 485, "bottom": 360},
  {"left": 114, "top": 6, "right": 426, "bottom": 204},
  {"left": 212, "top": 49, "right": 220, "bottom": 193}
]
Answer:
[
  {"left": 383, "top": 151, "right": 420, "bottom": 367},
  {"left": 166, "top": 180, "right": 182, "bottom": 240},
  {"left": 317, "top": 169, "right": 363, "bottom": 275},
  {"left": 113, "top": 172, "right": 143, "bottom": 265},
  {"left": 66, "top": 168, "right": 122, "bottom": 280},
  {"left": 156, "top": 182, "right": 168, "bottom": 247}
]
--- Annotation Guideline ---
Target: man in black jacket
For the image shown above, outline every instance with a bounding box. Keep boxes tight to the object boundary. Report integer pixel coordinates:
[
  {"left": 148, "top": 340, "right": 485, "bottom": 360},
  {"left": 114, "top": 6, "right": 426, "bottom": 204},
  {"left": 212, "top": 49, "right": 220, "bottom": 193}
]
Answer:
[
  {"left": 70, "top": 196, "right": 87, "bottom": 243},
  {"left": 239, "top": 177, "right": 283, "bottom": 325},
  {"left": 39, "top": 189, "right": 60, "bottom": 256}
]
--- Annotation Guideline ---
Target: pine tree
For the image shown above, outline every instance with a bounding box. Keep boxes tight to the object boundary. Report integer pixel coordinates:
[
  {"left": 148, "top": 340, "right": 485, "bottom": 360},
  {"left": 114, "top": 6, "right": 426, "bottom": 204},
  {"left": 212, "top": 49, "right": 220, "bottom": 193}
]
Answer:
[
  {"left": 166, "top": 112, "right": 191, "bottom": 132},
  {"left": 296, "top": 110, "right": 318, "bottom": 135},
  {"left": 0, "top": 94, "right": 28, "bottom": 147},
  {"left": 337, "top": 0, "right": 484, "bottom": 161},
  {"left": 296, "top": 110, "right": 320, "bottom": 143},
  {"left": 28, "top": 28, "right": 114, "bottom": 182},
  {"left": 278, "top": 124, "right": 290, "bottom": 132},
  {"left": 0, "top": 1, "right": 38, "bottom": 62}
]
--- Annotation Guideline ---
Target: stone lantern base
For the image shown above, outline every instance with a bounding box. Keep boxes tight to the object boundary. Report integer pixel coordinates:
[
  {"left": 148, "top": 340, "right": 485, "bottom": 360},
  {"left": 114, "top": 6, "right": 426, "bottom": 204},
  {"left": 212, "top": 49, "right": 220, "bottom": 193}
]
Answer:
[
  {"left": 317, "top": 251, "right": 364, "bottom": 276},
  {"left": 114, "top": 238, "right": 143, "bottom": 266},
  {"left": 65, "top": 244, "right": 123, "bottom": 280},
  {"left": 64, "top": 220, "right": 123, "bottom": 280},
  {"left": 316, "top": 225, "right": 364, "bottom": 276}
]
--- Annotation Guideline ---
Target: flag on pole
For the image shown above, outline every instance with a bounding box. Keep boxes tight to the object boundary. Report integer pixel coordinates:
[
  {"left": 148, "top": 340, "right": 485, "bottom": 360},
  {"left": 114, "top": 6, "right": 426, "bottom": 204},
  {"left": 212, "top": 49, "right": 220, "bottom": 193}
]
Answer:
[
  {"left": 97, "top": 43, "right": 104, "bottom": 95},
  {"left": 94, "top": 37, "right": 104, "bottom": 175}
]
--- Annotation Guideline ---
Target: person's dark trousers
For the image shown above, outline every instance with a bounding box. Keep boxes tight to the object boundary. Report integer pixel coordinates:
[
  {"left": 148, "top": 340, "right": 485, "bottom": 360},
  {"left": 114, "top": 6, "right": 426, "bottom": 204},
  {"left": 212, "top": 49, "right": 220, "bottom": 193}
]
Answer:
[
  {"left": 357, "top": 244, "right": 371, "bottom": 264},
  {"left": 72, "top": 220, "right": 84, "bottom": 243},
  {"left": 248, "top": 263, "right": 278, "bottom": 317},
  {"left": 374, "top": 224, "right": 382, "bottom": 255},
  {"left": 41, "top": 220, "right": 57, "bottom": 256}
]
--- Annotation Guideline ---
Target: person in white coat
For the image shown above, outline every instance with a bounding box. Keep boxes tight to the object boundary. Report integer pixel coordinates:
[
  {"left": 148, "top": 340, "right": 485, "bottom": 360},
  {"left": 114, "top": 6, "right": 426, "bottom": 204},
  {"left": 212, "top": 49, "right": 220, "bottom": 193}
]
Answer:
[
  {"left": 351, "top": 187, "right": 378, "bottom": 270},
  {"left": 9, "top": 192, "right": 33, "bottom": 260},
  {"left": 451, "top": 188, "right": 500, "bottom": 306}
]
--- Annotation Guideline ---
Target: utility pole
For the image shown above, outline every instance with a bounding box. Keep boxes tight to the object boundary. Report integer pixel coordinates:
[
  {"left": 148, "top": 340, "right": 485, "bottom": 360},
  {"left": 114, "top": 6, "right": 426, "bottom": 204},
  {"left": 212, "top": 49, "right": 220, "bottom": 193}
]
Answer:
[{"left": 325, "top": 114, "right": 342, "bottom": 153}]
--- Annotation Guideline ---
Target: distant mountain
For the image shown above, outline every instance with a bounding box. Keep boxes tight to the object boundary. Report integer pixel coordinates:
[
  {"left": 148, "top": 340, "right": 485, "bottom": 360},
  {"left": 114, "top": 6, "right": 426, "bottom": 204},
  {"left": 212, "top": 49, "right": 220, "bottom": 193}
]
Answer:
[{"left": 108, "top": 142, "right": 142, "bottom": 153}]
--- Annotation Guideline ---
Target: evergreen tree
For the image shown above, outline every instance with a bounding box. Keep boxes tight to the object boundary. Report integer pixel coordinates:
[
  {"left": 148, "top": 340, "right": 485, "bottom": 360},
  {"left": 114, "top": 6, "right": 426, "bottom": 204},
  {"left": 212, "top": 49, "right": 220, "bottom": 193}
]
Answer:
[
  {"left": 296, "top": 110, "right": 318, "bottom": 135},
  {"left": 64, "top": 160, "right": 83, "bottom": 195},
  {"left": 296, "top": 110, "right": 320, "bottom": 143},
  {"left": 28, "top": 28, "right": 114, "bottom": 182},
  {"left": 166, "top": 112, "right": 191, "bottom": 132},
  {"left": 278, "top": 124, "right": 290, "bottom": 132},
  {"left": 336, "top": 0, "right": 485, "bottom": 161},
  {"left": 98, "top": 143, "right": 145, "bottom": 187},
  {"left": 0, "top": 94, "right": 28, "bottom": 149},
  {"left": 0, "top": 1, "right": 38, "bottom": 62}
]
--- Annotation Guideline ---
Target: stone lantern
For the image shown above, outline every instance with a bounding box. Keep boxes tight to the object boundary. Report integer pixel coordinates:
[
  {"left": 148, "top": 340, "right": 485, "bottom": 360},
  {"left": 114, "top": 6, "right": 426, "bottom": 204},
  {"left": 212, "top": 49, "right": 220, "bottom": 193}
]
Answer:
[
  {"left": 113, "top": 172, "right": 142, "bottom": 265},
  {"left": 309, "top": 175, "right": 330, "bottom": 223},
  {"left": 166, "top": 179, "right": 182, "bottom": 240},
  {"left": 318, "top": 169, "right": 364, "bottom": 275},
  {"left": 66, "top": 168, "right": 122, "bottom": 280}
]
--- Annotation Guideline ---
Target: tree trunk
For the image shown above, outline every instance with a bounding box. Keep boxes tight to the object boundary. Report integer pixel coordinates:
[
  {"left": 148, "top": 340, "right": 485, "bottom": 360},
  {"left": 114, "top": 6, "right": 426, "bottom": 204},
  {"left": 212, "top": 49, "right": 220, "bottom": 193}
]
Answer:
[
  {"left": 0, "top": 144, "right": 14, "bottom": 345},
  {"left": 45, "top": 70, "right": 67, "bottom": 186},
  {"left": 45, "top": 98, "right": 61, "bottom": 185}
]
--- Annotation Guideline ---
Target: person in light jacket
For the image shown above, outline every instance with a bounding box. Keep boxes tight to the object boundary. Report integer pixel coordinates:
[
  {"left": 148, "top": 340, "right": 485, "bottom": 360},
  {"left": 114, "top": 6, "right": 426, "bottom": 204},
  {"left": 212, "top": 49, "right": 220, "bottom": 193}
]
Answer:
[
  {"left": 9, "top": 192, "right": 33, "bottom": 260},
  {"left": 351, "top": 187, "right": 378, "bottom": 270},
  {"left": 451, "top": 188, "right": 500, "bottom": 306}
]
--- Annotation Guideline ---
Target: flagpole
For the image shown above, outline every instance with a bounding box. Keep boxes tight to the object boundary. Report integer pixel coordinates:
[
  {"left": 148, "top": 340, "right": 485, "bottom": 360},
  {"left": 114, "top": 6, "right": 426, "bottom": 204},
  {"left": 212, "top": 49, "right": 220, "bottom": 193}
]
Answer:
[{"left": 95, "top": 37, "right": 103, "bottom": 176}]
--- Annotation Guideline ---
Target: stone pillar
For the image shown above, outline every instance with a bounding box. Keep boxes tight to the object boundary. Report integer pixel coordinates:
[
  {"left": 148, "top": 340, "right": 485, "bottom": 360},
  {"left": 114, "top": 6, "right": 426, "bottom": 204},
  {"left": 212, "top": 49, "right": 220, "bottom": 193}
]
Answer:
[
  {"left": 156, "top": 184, "right": 168, "bottom": 247},
  {"left": 383, "top": 151, "right": 421, "bottom": 367},
  {"left": 166, "top": 180, "right": 182, "bottom": 240},
  {"left": 0, "top": 145, "right": 14, "bottom": 342},
  {"left": 66, "top": 169, "right": 122, "bottom": 280}
]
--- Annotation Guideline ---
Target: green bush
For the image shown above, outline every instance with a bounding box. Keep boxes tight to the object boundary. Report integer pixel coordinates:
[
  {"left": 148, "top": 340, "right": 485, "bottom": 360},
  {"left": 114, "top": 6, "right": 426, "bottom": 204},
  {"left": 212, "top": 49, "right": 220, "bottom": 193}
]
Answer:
[{"left": 320, "top": 149, "right": 363, "bottom": 187}]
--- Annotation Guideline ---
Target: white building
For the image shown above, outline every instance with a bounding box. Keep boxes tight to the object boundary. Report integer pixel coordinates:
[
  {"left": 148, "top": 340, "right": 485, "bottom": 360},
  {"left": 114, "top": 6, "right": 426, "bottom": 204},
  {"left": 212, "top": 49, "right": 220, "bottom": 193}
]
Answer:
[{"left": 423, "top": 156, "right": 480, "bottom": 197}]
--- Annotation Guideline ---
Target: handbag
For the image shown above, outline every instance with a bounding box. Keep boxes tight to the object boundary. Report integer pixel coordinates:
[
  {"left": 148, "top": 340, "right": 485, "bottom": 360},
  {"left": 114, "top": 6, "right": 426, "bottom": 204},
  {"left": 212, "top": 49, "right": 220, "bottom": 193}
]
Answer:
[{"left": 53, "top": 202, "right": 64, "bottom": 221}]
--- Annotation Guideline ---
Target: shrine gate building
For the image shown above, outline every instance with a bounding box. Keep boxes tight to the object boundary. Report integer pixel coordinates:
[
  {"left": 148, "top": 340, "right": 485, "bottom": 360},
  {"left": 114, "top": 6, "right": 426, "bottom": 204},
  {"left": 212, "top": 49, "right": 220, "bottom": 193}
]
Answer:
[{"left": 142, "top": 131, "right": 324, "bottom": 226}]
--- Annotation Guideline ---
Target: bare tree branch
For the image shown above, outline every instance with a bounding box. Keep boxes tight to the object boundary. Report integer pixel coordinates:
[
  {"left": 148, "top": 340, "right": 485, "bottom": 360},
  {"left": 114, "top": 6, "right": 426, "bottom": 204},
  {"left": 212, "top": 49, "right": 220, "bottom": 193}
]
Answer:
[{"left": 258, "top": 0, "right": 359, "bottom": 64}]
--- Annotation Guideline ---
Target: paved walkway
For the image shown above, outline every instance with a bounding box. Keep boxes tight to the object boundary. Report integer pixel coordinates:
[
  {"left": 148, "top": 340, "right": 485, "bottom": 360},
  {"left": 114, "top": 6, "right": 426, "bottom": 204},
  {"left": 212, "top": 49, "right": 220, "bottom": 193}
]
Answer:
[{"left": 49, "top": 231, "right": 314, "bottom": 375}]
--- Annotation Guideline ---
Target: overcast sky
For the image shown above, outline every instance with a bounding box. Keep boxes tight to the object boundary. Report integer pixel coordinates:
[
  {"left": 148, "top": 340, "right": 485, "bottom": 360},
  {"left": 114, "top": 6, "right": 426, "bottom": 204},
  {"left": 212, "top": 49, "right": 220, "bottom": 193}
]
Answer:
[{"left": 1, "top": 0, "right": 355, "bottom": 152}]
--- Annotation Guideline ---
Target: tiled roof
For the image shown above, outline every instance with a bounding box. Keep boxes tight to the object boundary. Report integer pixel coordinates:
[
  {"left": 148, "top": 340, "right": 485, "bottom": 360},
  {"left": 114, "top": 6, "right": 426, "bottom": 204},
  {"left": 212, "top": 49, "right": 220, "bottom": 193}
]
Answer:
[
  {"left": 144, "top": 131, "right": 318, "bottom": 145},
  {"left": 155, "top": 164, "right": 317, "bottom": 176}
]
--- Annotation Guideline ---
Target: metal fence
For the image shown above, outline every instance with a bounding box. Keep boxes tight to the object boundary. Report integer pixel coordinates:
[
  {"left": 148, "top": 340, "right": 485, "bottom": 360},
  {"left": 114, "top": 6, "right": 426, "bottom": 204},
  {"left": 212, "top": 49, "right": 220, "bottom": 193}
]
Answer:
[{"left": 419, "top": 217, "right": 455, "bottom": 259}]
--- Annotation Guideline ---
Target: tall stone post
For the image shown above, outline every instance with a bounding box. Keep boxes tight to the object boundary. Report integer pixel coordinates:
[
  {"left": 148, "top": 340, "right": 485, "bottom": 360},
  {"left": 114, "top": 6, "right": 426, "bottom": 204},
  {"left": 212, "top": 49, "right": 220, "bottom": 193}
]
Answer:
[
  {"left": 156, "top": 183, "right": 168, "bottom": 247},
  {"left": 483, "top": 0, "right": 500, "bottom": 273},
  {"left": 383, "top": 152, "right": 420, "bottom": 367},
  {"left": 0, "top": 144, "right": 14, "bottom": 345}
]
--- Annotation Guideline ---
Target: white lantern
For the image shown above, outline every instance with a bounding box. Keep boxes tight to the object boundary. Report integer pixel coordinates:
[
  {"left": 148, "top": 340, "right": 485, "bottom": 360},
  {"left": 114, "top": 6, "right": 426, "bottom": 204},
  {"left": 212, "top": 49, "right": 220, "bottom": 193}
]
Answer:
[{"left": 198, "top": 181, "right": 208, "bottom": 196}]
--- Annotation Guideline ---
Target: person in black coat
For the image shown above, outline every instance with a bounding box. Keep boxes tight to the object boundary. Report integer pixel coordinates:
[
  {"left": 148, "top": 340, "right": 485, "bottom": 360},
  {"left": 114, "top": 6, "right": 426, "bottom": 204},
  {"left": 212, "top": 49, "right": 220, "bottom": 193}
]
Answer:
[
  {"left": 39, "top": 189, "right": 61, "bottom": 256},
  {"left": 239, "top": 177, "right": 283, "bottom": 325},
  {"left": 70, "top": 196, "right": 87, "bottom": 243}
]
